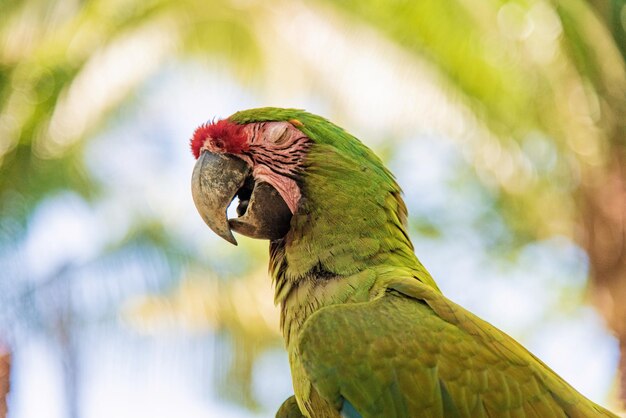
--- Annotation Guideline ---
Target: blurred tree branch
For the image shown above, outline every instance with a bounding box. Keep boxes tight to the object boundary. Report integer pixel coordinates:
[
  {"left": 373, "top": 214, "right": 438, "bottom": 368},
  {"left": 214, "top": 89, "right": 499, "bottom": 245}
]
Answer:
[{"left": 0, "top": 343, "right": 9, "bottom": 418}]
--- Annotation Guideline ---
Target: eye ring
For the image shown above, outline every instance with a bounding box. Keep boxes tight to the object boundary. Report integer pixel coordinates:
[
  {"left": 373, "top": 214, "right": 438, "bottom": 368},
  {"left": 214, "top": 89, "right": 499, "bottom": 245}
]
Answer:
[
  {"left": 213, "top": 138, "right": 225, "bottom": 150},
  {"left": 272, "top": 126, "right": 290, "bottom": 146}
]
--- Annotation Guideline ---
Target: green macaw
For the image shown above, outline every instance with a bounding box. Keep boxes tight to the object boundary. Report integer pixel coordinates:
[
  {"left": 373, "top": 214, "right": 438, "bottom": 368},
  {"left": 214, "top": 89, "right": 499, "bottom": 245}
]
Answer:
[{"left": 189, "top": 107, "right": 617, "bottom": 418}]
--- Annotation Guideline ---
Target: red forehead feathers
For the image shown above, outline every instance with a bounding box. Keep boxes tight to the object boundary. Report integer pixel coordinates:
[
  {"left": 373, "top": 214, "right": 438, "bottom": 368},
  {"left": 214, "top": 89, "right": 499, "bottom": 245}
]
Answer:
[{"left": 190, "top": 119, "right": 248, "bottom": 159}]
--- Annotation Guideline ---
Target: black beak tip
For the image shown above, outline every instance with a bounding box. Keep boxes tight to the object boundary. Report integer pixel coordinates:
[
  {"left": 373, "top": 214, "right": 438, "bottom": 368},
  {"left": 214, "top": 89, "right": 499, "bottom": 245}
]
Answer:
[{"left": 225, "top": 231, "right": 238, "bottom": 246}]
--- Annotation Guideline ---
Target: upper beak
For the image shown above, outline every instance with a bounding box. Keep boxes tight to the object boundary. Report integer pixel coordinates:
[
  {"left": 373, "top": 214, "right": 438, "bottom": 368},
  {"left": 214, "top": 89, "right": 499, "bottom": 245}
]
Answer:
[
  {"left": 191, "top": 151, "right": 292, "bottom": 245},
  {"left": 192, "top": 151, "right": 248, "bottom": 245}
]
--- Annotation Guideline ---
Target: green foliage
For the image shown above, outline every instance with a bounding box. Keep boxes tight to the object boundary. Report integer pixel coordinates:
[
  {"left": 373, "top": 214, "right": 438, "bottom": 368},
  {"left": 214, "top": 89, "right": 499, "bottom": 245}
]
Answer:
[
  {"left": 0, "top": 0, "right": 261, "bottom": 228},
  {"left": 1, "top": 0, "right": 624, "bottom": 412},
  {"left": 327, "top": 0, "right": 626, "bottom": 248}
]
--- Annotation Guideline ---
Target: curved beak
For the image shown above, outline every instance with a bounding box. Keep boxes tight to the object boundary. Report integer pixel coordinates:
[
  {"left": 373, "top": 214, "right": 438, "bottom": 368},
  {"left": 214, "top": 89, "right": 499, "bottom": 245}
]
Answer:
[
  {"left": 191, "top": 151, "right": 292, "bottom": 245},
  {"left": 192, "top": 151, "right": 249, "bottom": 245}
]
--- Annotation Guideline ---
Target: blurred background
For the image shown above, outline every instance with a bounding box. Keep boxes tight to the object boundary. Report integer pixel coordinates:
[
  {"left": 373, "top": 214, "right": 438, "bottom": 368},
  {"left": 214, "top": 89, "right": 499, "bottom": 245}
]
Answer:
[{"left": 1, "top": 0, "right": 625, "bottom": 417}]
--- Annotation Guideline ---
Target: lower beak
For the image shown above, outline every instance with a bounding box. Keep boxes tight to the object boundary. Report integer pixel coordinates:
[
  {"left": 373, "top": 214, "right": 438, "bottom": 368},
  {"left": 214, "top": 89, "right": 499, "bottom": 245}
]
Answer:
[{"left": 191, "top": 151, "right": 292, "bottom": 245}]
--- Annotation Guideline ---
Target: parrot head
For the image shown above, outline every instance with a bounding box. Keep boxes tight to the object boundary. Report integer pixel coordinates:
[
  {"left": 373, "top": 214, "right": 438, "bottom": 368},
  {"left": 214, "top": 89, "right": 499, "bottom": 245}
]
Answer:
[
  {"left": 190, "top": 109, "right": 314, "bottom": 245},
  {"left": 191, "top": 107, "right": 396, "bottom": 241},
  {"left": 190, "top": 107, "right": 398, "bottom": 246}
]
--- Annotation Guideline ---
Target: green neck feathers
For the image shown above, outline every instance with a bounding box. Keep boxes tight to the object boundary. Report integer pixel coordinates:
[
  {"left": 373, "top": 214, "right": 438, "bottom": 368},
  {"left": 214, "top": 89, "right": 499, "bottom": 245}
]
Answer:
[
  {"left": 229, "top": 108, "right": 439, "bottom": 305},
  {"left": 242, "top": 111, "right": 439, "bottom": 304}
]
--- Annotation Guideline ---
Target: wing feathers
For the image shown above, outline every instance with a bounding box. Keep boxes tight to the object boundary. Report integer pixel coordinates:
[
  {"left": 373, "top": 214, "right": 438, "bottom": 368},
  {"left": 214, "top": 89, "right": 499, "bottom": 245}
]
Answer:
[{"left": 298, "top": 279, "right": 616, "bottom": 417}]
